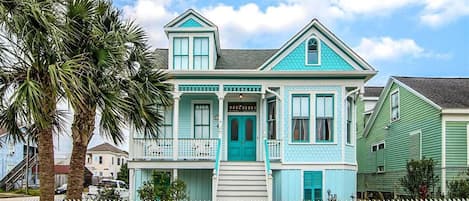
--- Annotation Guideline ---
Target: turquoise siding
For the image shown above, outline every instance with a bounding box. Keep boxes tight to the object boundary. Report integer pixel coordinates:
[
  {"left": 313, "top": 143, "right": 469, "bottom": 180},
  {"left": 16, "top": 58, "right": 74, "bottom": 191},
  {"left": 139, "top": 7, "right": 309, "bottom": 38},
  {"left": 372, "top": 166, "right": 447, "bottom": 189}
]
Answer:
[
  {"left": 272, "top": 41, "right": 354, "bottom": 71},
  {"left": 133, "top": 169, "right": 153, "bottom": 201},
  {"left": 178, "top": 169, "right": 212, "bottom": 200},
  {"left": 0, "top": 136, "right": 29, "bottom": 180},
  {"left": 445, "top": 121, "right": 468, "bottom": 181},
  {"left": 178, "top": 94, "right": 219, "bottom": 138},
  {"left": 345, "top": 146, "right": 356, "bottom": 163},
  {"left": 325, "top": 169, "right": 356, "bottom": 200},
  {"left": 272, "top": 170, "right": 282, "bottom": 201},
  {"left": 282, "top": 86, "right": 344, "bottom": 162},
  {"left": 278, "top": 170, "right": 302, "bottom": 201},
  {"left": 178, "top": 18, "right": 203, "bottom": 28}
]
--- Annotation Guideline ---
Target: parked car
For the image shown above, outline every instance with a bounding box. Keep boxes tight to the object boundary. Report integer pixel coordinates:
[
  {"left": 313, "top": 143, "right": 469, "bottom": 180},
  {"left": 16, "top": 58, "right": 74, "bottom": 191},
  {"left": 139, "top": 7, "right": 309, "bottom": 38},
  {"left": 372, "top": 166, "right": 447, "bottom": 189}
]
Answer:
[
  {"left": 87, "top": 179, "right": 129, "bottom": 200},
  {"left": 55, "top": 184, "right": 67, "bottom": 194}
]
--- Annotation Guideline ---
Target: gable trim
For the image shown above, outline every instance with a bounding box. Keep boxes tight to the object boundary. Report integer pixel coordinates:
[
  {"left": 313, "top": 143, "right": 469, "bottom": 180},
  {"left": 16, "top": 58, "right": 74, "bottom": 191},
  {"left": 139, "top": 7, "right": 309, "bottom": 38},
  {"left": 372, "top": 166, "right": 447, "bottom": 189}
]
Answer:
[
  {"left": 259, "top": 19, "right": 375, "bottom": 72},
  {"left": 164, "top": 9, "right": 216, "bottom": 28},
  {"left": 363, "top": 77, "right": 442, "bottom": 137}
]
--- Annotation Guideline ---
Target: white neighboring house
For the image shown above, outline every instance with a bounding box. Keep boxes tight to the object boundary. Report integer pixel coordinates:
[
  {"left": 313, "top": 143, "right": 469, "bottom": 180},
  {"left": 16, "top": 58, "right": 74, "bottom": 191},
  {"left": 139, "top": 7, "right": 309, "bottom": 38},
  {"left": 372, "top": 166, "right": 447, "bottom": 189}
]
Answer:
[{"left": 85, "top": 143, "right": 128, "bottom": 180}]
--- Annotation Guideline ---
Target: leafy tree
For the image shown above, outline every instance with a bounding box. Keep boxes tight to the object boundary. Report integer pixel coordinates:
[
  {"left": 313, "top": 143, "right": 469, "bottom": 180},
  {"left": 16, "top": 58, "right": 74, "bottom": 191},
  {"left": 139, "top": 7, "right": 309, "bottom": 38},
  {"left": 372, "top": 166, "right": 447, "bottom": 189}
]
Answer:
[
  {"left": 447, "top": 169, "right": 469, "bottom": 198},
  {"left": 63, "top": 0, "right": 172, "bottom": 199},
  {"left": 0, "top": 0, "right": 86, "bottom": 200},
  {"left": 138, "top": 171, "right": 188, "bottom": 201},
  {"left": 400, "top": 158, "right": 439, "bottom": 199},
  {"left": 117, "top": 163, "right": 129, "bottom": 184}
]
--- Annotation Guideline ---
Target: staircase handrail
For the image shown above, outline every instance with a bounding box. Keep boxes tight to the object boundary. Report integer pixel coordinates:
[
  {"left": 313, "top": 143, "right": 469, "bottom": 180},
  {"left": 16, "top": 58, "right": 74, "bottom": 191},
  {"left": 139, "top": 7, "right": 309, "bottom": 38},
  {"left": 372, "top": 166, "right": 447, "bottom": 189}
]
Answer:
[
  {"left": 264, "top": 138, "right": 273, "bottom": 201},
  {"left": 0, "top": 152, "right": 37, "bottom": 190},
  {"left": 212, "top": 137, "right": 222, "bottom": 201}
]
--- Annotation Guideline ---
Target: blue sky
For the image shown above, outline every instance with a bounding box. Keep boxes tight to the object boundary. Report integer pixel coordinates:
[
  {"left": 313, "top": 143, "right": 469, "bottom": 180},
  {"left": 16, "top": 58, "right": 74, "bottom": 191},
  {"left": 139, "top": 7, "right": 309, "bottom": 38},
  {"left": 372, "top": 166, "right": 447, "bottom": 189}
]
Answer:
[{"left": 55, "top": 0, "right": 469, "bottom": 156}]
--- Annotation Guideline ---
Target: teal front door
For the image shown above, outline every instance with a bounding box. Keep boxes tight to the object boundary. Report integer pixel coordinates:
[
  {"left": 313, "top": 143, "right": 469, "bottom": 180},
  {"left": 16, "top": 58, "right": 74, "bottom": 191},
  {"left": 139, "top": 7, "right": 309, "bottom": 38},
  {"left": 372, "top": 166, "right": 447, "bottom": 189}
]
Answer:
[{"left": 228, "top": 115, "right": 256, "bottom": 161}]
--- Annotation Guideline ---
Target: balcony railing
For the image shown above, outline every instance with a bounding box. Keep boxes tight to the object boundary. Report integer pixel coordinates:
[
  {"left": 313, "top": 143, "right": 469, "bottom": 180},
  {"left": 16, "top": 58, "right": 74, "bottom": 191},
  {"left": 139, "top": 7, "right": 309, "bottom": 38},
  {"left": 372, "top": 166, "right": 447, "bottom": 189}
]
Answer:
[
  {"left": 132, "top": 138, "right": 219, "bottom": 160},
  {"left": 267, "top": 139, "right": 281, "bottom": 160}
]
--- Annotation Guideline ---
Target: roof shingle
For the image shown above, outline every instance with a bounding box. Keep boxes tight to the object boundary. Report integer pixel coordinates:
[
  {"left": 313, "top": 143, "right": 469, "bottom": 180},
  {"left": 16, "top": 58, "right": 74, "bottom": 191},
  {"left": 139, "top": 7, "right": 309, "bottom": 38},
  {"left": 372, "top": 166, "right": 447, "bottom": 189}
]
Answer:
[
  {"left": 87, "top": 143, "right": 128, "bottom": 155},
  {"left": 394, "top": 77, "right": 469, "bottom": 109},
  {"left": 364, "top": 86, "right": 384, "bottom": 97}
]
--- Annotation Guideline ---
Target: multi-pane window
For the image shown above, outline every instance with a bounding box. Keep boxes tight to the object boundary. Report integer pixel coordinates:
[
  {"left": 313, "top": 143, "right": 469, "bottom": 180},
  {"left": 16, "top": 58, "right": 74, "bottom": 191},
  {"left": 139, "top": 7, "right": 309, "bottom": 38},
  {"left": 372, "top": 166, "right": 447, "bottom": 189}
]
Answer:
[
  {"left": 346, "top": 97, "right": 353, "bottom": 144},
  {"left": 391, "top": 91, "right": 400, "bottom": 121},
  {"left": 292, "top": 95, "right": 309, "bottom": 142},
  {"left": 409, "top": 131, "right": 421, "bottom": 160},
  {"left": 316, "top": 95, "right": 334, "bottom": 142},
  {"left": 194, "top": 104, "right": 210, "bottom": 138},
  {"left": 306, "top": 37, "right": 319, "bottom": 65},
  {"left": 173, "top": 37, "right": 189, "bottom": 70},
  {"left": 98, "top": 156, "right": 103, "bottom": 164},
  {"left": 193, "top": 37, "right": 209, "bottom": 70},
  {"left": 158, "top": 106, "right": 173, "bottom": 138},
  {"left": 267, "top": 99, "right": 276, "bottom": 139}
]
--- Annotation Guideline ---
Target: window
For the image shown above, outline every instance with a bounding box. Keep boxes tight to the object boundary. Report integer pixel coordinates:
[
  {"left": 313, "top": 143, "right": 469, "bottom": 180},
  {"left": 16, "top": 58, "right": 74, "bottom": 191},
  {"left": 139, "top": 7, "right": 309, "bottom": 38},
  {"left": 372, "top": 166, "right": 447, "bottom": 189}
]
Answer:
[
  {"left": 193, "top": 37, "right": 209, "bottom": 70},
  {"left": 158, "top": 106, "right": 173, "bottom": 138},
  {"left": 194, "top": 104, "right": 210, "bottom": 138},
  {"left": 99, "top": 156, "right": 103, "bottom": 164},
  {"left": 346, "top": 97, "right": 353, "bottom": 144},
  {"left": 117, "top": 158, "right": 120, "bottom": 166},
  {"left": 267, "top": 99, "right": 276, "bottom": 139},
  {"left": 173, "top": 37, "right": 189, "bottom": 70},
  {"left": 304, "top": 171, "right": 322, "bottom": 201},
  {"left": 292, "top": 95, "right": 309, "bottom": 142},
  {"left": 87, "top": 156, "right": 91, "bottom": 164},
  {"left": 111, "top": 157, "right": 114, "bottom": 165},
  {"left": 409, "top": 131, "right": 421, "bottom": 160},
  {"left": 377, "top": 166, "right": 385, "bottom": 173},
  {"left": 390, "top": 90, "right": 399, "bottom": 121},
  {"left": 316, "top": 95, "right": 334, "bottom": 142},
  {"left": 306, "top": 37, "right": 319, "bottom": 65},
  {"left": 371, "top": 142, "right": 385, "bottom": 152}
]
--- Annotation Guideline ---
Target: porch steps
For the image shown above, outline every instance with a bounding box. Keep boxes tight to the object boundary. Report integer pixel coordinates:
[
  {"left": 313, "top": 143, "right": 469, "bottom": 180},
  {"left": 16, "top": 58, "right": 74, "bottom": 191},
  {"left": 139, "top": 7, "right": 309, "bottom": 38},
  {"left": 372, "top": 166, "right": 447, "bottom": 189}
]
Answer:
[{"left": 216, "top": 161, "right": 267, "bottom": 201}]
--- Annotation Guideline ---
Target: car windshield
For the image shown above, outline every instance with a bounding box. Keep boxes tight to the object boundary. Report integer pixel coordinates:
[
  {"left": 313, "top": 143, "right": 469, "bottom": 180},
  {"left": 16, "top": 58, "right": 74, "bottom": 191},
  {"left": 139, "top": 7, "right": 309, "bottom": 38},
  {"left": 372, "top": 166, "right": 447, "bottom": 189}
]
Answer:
[{"left": 98, "top": 180, "right": 117, "bottom": 188}]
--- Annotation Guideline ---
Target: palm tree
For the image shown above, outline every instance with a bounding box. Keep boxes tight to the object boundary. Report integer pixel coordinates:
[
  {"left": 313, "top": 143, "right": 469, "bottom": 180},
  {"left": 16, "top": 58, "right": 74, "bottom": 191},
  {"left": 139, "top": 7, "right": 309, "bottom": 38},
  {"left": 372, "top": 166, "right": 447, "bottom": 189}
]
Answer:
[
  {"left": 0, "top": 0, "right": 87, "bottom": 200},
  {"left": 63, "top": 0, "right": 172, "bottom": 199}
]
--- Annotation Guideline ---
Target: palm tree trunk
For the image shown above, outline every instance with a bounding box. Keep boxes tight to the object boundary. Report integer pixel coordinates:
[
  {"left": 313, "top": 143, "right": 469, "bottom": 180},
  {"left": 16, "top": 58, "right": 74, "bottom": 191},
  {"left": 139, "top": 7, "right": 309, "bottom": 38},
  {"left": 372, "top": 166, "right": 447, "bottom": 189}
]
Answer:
[
  {"left": 37, "top": 127, "right": 55, "bottom": 201},
  {"left": 66, "top": 105, "right": 96, "bottom": 200}
]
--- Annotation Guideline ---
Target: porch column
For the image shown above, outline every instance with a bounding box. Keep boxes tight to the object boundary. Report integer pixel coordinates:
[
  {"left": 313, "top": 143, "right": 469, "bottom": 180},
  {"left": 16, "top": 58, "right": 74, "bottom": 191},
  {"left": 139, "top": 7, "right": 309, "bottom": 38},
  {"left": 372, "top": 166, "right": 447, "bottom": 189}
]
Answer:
[
  {"left": 173, "top": 94, "right": 180, "bottom": 160},
  {"left": 218, "top": 95, "right": 224, "bottom": 139}
]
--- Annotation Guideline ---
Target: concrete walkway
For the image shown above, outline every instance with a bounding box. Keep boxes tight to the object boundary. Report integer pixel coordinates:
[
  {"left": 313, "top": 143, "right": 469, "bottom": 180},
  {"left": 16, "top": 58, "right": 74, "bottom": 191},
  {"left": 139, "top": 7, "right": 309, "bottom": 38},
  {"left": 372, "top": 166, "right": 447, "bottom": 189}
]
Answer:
[{"left": 0, "top": 195, "right": 65, "bottom": 201}]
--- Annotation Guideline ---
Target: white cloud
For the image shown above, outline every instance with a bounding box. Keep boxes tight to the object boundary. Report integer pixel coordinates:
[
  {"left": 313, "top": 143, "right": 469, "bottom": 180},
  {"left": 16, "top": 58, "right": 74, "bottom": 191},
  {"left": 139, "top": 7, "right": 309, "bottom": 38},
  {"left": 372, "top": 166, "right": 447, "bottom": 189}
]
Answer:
[
  {"left": 354, "top": 37, "right": 451, "bottom": 62},
  {"left": 330, "top": 0, "right": 418, "bottom": 16},
  {"left": 420, "top": 0, "right": 469, "bottom": 27}
]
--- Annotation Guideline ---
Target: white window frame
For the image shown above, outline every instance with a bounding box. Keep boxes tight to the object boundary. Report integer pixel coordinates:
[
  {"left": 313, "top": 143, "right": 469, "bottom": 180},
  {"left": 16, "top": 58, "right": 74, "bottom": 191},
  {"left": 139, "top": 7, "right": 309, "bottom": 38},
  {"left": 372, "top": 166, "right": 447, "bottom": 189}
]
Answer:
[
  {"left": 193, "top": 37, "right": 210, "bottom": 70},
  {"left": 371, "top": 141, "right": 385, "bottom": 152},
  {"left": 169, "top": 33, "right": 214, "bottom": 70},
  {"left": 390, "top": 89, "right": 400, "bottom": 122},
  {"left": 304, "top": 35, "right": 321, "bottom": 66},
  {"left": 191, "top": 100, "right": 213, "bottom": 138},
  {"left": 345, "top": 96, "right": 354, "bottom": 145}
]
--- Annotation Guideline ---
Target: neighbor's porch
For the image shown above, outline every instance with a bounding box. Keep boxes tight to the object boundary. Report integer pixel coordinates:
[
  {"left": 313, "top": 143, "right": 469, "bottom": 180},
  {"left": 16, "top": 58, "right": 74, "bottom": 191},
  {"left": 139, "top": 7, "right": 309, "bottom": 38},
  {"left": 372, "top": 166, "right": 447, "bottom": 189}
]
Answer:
[{"left": 129, "top": 84, "right": 282, "bottom": 162}]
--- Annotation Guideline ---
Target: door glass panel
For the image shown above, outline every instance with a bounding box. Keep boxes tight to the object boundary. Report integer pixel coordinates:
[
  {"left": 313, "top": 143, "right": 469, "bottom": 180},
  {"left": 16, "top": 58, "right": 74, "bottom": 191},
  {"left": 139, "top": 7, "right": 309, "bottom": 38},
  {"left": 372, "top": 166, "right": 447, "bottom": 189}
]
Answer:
[
  {"left": 245, "top": 119, "right": 253, "bottom": 141},
  {"left": 231, "top": 119, "right": 238, "bottom": 141}
]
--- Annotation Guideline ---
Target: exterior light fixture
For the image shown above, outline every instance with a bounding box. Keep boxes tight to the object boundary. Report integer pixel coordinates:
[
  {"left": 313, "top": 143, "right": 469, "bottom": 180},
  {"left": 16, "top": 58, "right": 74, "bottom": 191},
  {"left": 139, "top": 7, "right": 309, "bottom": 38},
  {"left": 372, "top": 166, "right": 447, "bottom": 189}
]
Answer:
[{"left": 239, "top": 93, "right": 243, "bottom": 99}]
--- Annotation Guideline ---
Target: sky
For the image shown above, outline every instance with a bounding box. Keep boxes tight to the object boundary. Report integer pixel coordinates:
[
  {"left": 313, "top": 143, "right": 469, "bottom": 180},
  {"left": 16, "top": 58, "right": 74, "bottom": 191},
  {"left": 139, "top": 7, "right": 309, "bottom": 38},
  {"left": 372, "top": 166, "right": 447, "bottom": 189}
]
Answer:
[{"left": 55, "top": 0, "right": 469, "bottom": 156}]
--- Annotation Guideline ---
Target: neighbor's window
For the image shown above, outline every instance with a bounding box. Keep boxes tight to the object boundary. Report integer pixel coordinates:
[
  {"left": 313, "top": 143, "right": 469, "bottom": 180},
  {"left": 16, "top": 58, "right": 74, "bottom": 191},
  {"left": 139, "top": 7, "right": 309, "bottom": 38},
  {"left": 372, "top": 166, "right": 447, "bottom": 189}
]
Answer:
[
  {"left": 306, "top": 37, "right": 319, "bottom": 65},
  {"left": 292, "top": 95, "right": 309, "bottom": 142},
  {"left": 391, "top": 90, "right": 400, "bottom": 121},
  {"left": 193, "top": 37, "right": 209, "bottom": 70},
  {"left": 316, "top": 95, "right": 334, "bottom": 142},
  {"left": 267, "top": 99, "right": 277, "bottom": 139},
  {"left": 99, "top": 156, "right": 103, "bottom": 164},
  {"left": 346, "top": 97, "right": 353, "bottom": 144},
  {"left": 158, "top": 106, "right": 173, "bottom": 138},
  {"left": 194, "top": 104, "right": 210, "bottom": 138},
  {"left": 173, "top": 37, "right": 189, "bottom": 70}
]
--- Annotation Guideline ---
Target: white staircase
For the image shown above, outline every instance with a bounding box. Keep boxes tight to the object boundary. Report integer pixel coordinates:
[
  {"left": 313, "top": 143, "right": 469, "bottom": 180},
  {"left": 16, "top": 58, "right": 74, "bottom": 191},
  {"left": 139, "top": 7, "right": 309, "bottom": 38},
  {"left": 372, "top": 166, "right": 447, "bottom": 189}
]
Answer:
[{"left": 216, "top": 161, "right": 268, "bottom": 201}]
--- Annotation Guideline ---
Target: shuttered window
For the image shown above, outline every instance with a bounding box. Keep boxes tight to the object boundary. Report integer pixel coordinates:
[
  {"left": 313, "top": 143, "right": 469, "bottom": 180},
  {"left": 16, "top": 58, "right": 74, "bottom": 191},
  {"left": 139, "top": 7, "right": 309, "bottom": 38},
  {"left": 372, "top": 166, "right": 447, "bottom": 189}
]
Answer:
[
  {"left": 303, "top": 171, "right": 322, "bottom": 201},
  {"left": 409, "top": 131, "right": 421, "bottom": 160}
]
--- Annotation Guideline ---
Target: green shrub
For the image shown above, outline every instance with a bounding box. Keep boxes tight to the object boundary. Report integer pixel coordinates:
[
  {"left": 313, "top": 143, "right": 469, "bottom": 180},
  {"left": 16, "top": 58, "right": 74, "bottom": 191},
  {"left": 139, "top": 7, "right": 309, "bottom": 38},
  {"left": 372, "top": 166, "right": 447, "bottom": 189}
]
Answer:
[
  {"left": 98, "top": 188, "right": 121, "bottom": 200},
  {"left": 400, "top": 158, "right": 439, "bottom": 199},
  {"left": 447, "top": 169, "right": 469, "bottom": 198},
  {"left": 13, "top": 189, "right": 40, "bottom": 196},
  {"left": 137, "top": 171, "right": 188, "bottom": 201}
]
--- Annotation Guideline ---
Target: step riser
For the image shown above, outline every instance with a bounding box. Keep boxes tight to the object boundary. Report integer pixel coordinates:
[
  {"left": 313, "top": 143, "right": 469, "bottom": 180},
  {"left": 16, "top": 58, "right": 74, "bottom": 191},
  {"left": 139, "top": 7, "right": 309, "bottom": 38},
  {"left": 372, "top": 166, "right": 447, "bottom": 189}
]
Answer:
[
  {"left": 218, "top": 185, "right": 267, "bottom": 191},
  {"left": 220, "top": 166, "right": 265, "bottom": 171},
  {"left": 220, "top": 170, "right": 265, "bottom": 175},
  {"left": 217, "top": 162, "right": 268, "bottom": 199},
  {"left": 218, "top": 180, "right": 266, "bottom": 186},
  {"left": 217, "top": 197, "right": 267, "bottom": 201},
  {"left": 217, "top": 191, "right": 268, "bottom": 196},
  {"left": 219, "top": 175, "right": 265, "bottom": 180}
]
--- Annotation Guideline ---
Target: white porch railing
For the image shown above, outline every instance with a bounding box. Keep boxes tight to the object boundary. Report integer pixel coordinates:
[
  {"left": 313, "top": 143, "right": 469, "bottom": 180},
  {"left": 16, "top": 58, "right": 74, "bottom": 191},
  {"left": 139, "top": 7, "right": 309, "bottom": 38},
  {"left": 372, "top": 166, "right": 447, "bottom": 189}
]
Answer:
[
  {"left": 267, "top": 139, "right": 281, "bottom": 160},
  {"left": 132, "top": 138, "right": 218, "bottom": 160}
]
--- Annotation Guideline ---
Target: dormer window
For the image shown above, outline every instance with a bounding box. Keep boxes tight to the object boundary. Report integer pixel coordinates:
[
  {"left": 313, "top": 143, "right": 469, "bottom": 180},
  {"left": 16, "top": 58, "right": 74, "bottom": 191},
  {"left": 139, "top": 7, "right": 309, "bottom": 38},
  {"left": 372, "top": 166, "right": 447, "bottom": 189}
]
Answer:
[
  {"left": 193, "top": 37, "right": 209, "bottom": 70},
  {"left": 306, "top": 36, "right": 320, "bottom": 65},
  {"left": 173, "top": 37, "right": 189, "bottom": 70}
]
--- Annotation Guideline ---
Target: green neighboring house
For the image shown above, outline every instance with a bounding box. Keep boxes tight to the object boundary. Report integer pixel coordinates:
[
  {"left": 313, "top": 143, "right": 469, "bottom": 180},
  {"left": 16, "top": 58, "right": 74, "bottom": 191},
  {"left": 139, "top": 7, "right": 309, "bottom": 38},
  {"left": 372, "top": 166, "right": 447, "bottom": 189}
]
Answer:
[{"left": 357, "top": 76, "right": 469, "bottom": 197}]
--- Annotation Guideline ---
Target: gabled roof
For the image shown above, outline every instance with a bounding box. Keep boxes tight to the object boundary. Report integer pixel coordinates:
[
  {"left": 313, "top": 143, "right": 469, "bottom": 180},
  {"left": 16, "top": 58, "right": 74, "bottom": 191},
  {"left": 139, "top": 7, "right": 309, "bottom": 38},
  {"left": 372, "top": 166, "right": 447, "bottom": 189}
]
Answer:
[
  {"left": 363, "top": 76, "right": 469, "bottom": 137},
  {"left": 164, "top": 9, "right": 217, "bottom": 28},
  {"left": 364, "top": 86, "right": 384, "bottom": 97},
  {"left": 87, "top": 143, "right": 128, "bottom": 155},
  {"left": 154, "top": 49, "right": 278, "bottom": 69},
  {"left": 394, "top": 77, "right": 469, "bottom": 109},
  {"left": 258, "top": 19, "right": 376, "bottom": 73}
]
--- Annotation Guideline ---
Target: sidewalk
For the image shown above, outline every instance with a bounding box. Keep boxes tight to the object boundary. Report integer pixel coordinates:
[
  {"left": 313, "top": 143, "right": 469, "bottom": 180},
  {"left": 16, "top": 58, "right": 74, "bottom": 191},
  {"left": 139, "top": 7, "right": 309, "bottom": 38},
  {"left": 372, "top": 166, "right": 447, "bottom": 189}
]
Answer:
[{"left": 0, "top": 195, "right": 65, "bottom": 201}]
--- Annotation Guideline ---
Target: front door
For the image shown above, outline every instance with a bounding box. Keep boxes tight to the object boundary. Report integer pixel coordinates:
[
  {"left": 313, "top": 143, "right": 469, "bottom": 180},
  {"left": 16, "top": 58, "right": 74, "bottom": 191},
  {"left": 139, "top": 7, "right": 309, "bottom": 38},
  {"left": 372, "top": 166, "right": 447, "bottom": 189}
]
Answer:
[{"left": 228, "top": 115, "right": 256, "bottom": 161}]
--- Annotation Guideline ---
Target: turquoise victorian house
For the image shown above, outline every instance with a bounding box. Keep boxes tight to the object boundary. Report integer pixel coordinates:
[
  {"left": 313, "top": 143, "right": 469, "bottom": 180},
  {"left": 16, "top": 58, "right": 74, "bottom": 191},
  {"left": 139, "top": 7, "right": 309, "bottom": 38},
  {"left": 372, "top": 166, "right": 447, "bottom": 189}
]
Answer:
[{"left": 128, "top": 9, "right": 376, "bottom": 201}]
